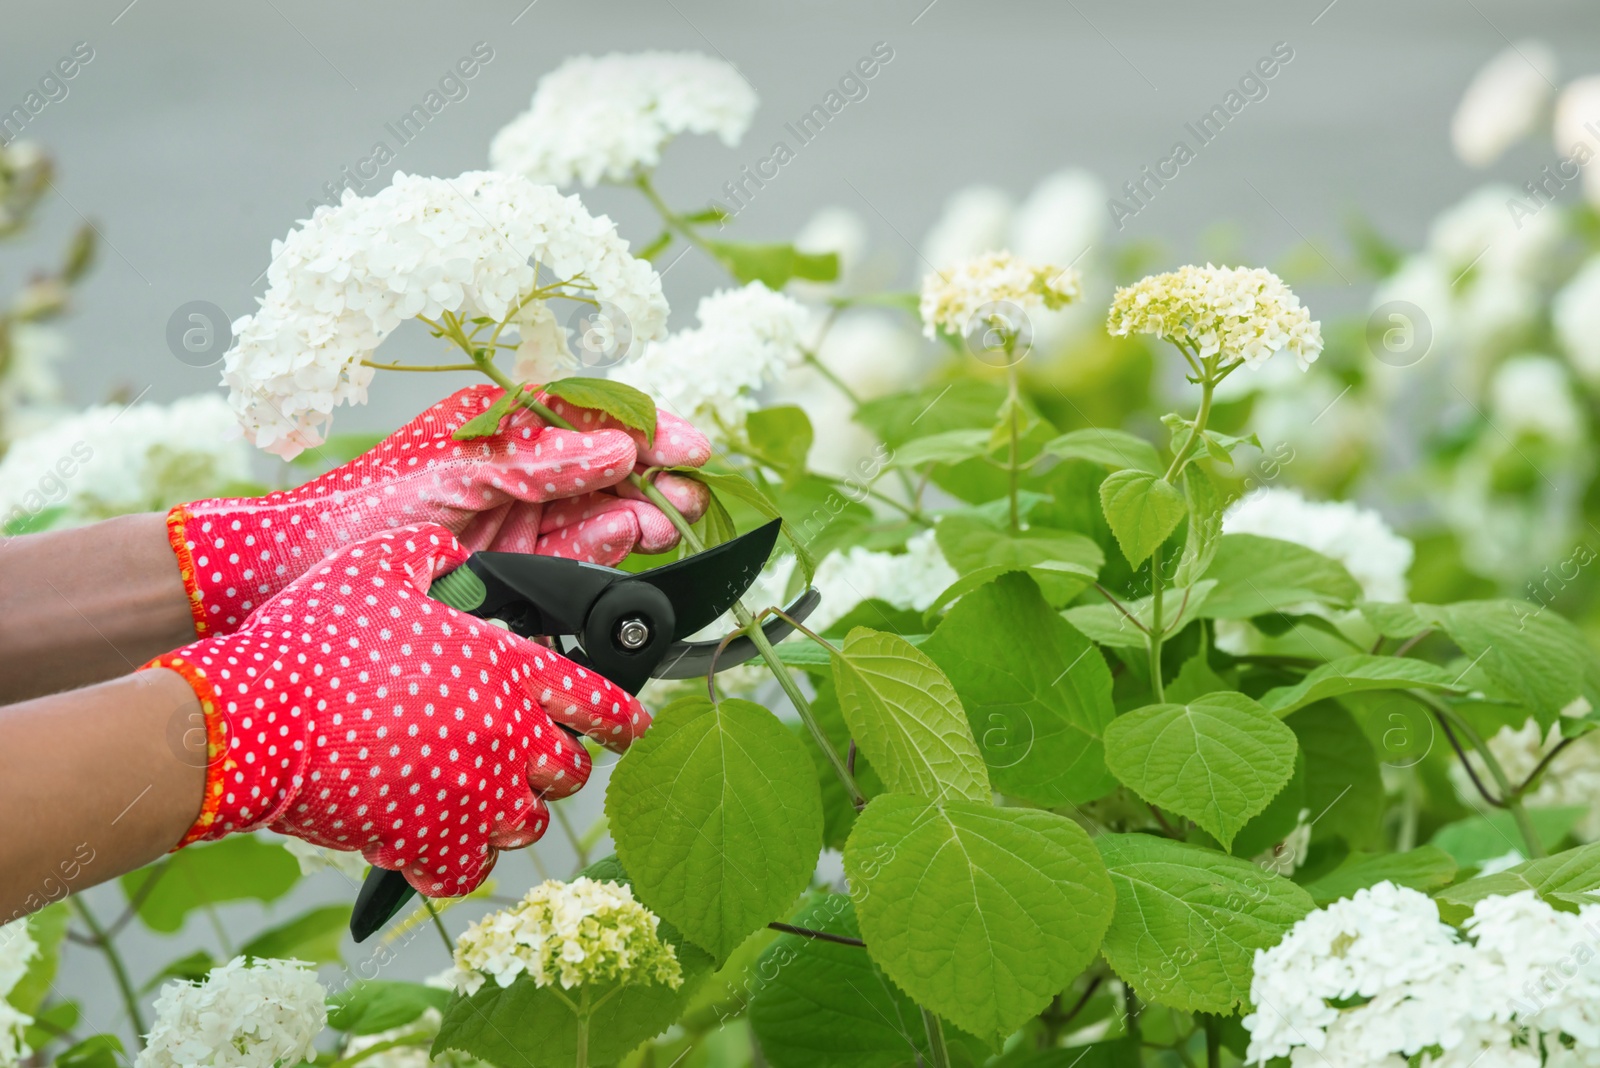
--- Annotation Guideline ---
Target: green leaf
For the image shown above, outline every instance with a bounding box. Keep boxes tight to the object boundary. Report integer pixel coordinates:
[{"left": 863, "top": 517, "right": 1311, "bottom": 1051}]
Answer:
[
  {"left": 607, "top": 697, "right": 823, "bottom": 961},
  {"left": 884, "top": 428, "right": 994, "bottom": 468},
  {"left": 143, "top": 950, "right": 217, "bottom": 991},
  {"left": 747, "top": 894, "right": 986, "bottom": 1068},
  {"left": 831, "top": 629, "right": 990, "bottom": 804},
  {"left": 635, "top": 229, "right": 674, "bottom": 260},
  {"left": 1435, "top": 841, "right": 1600, "bottom": 923},
  {"left": 844, "top": 794, "right": 1114, "bottom": 1045},
  {"left": 1302, "top": 846, "right": 1458, "bottom": 906},
  {"left": 1288, "top": 703, "right": 1385, "bottom": 850},
  {"left": 1098, "top": 470, "right": 1187, "bottom": 568},
  {"left": 1430, "top": 807, "right": 1585, "bottom": 868},
  {"left": 855, "top": 382, "right": 1006, "bottom": 450},
  {"left": 450, "top": 388, "right": 520, "bottom": 441},
  {"left": 329, "top": 981, "right": 451, "bottom": 1035},
  {"left": 935, "top": 515, "right": 1104, "bottom": 578},
  {"left": 1415, "top": 600, "right": 1592, "bottom": 726},
  {"left": 1172, "top": 465, "right": 1223, "bottom": 589},
  {"left": 1103, "top": 692, "right": 1298, "bottom": 850},
  {"left": 926, "top": 561, "right": 1100, "bottom": 618},
  {"left": 923, "top": 574, "right": 1118, "bottom": 805},
  {"left": 1198, "top": 534, "right": 1362, "bottom": 619},
  {"left": 1259, "top": 656, "right": 1465, "bottom": 717},
  {"left": 746, "top": 406, "right": 814, "bottom": 477},
  {"left": 238, "top": 905, "right": 351, "bottom": 965},
  {"left": 1041, "top": 428, "right": 1163, "bottom": 475},
  {"left": 288, "top": 430, "right": 387, "bottom": 467},
  {"left": 1096, "top": 833, "right": 1315, "bottom": 1014},
  {"left": 1061, "top": 581, "right": 1217, "bottom": 650},
  {"left": 22, "top": 1001, "right": 78, "bottom": 1054},
  {"left": 55, "top": 1034, "right": 123, "bottom": 1068},
  {"left": 796, "top": 678, "right": 884, "bottom": 850},
  {"left": 544, "top": 376, "right": 659, "bottom": 446},
  {"left": 1360, "top": 601, "right": 1430, "bottom": 640},
  {"left": 120, "top": 836, "right": 301, "bottom": 934},
  {"left": 2, "top": 506, "right": 66, "bottom": 535},
  {"left": 705, "top": 240, "right": 839, "bottom": 288}
]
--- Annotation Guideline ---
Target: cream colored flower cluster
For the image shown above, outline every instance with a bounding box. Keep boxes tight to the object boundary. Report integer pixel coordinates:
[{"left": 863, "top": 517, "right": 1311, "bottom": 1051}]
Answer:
[
  {"left": 137, "top": 957, "right": 326, "bottom": 1068},
  {"left": 918, "top": 251, "right": 1081, "bottom": 340},
  {"left": 1108, "top": 263, "right": 1323, "bottom": 371},
  {"left": 223, "top": 170, "right": 668, "bottom": 458},
  {"left": 490, "top": 52, "right": 757, "bottom": 188},
  {"left": 450, "top": 878, "right": 682, "bottom": 996}
]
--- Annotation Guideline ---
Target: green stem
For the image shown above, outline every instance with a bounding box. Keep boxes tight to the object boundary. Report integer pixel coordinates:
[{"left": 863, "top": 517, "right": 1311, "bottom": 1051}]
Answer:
[
  {"left": 361, "top": 360, "right": 480, "bottom": 372},
  {"left": 803, "top": 349, "right": 861, "bottom": 408},
  {"left": 328, "top": 1033, "right": 435, "bottom": 1068},
  {"left": 1202, "top": 1015, "right": 1221, "bottom": 1068},
  {"left": 423, "top": 898, "right": 454, "bottom": 958},
  {"left": 72, "top": 896, "right": 146, "bottom": 1044},
  {"left": 1163, "top": 376, "right": 1216, "bottom": 483},
  {"left": 575, "top": 987, "right": 591, "bottom": 1068},
  {"left": 552, "top": 803, "right": 590, "bottom": 872},
  {"left": 635, "top": 173, "right": 721, "bottom": 265},
  {"left": 1148, "top": 372, "right": 1219, "bottom": 704},
  {"left": 921, "top": 1008, "right": 951, "bottom": 1068},
  {"left": 1426, "top": 695, "right": 1546, "bottom": 858},
  {"left": 1006, "top": 360, "right": 1021, "bottom": 532}
]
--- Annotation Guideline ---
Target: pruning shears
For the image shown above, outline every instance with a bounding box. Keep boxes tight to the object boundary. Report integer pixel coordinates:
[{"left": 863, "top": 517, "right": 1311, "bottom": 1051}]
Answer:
[{"left": 349, "top": 518, "right": 818, "bottom": 942}]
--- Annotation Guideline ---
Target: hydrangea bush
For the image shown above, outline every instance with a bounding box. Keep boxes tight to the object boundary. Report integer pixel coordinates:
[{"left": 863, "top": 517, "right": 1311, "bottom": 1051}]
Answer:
[{"left": 10, "top": 42, "right": 1600, "bottom": 1068}]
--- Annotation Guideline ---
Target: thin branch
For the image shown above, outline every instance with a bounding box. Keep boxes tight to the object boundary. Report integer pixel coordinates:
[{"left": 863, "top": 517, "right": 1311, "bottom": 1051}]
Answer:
[
  {"left": 1394, "top": 629, "right": 1433, "bottom": 658},
  {"left": 1094, "top": 583, "right": 1150, "bottom": 635},
  {"left": 767, "top": 921, "right": 866, "bottom": 947},
  {"left": 1432, "top": 709, "right": 1506, "bottom": 808},
  {"left": 1518, "top": 736, "right": 1576, "bottom": 795}
]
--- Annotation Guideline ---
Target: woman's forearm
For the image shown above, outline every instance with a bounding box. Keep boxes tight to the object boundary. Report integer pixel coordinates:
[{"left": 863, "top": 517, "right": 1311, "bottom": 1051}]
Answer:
[
  {"left": 0, "top": 669, "right": 205, "bottom": 919},
  {"left": 0, "top": 513, "right": 195, "bottom": 702}
]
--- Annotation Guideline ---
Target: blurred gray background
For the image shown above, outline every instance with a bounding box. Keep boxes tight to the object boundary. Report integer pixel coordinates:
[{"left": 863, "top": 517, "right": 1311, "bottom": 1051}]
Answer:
[{"left": 6, "top": 0, "right": 1599, "bottom": 1048}]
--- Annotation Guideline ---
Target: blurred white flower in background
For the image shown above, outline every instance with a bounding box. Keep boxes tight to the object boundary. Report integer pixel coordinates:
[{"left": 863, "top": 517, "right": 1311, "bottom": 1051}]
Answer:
[
  {"left": 1223, "top": 488, "right": 1413, "bottom": 603},
  {"left": 613, "top": 280, "right": 807, "bottom": 436},
  {"left": 1553, "top": 257, "right": 1600, "bottom": 385},
  {"left": 792, "top": 207, "right": 870, "bottom": 297},
  {"left": 920, "top": 250, "right": 1081, "bottom": 339},
  {"left": 1451, "top": 39, "right": 1558, "bottom": 167},
  {"left": 224, "top": 170, "right": 668, "bottom": 458},
  {"left": 809, "top": 529, "right": 957, "bottom": 630},
  {"left": 921, "top": 185, "right": 1013, "bottom": 269},
  {"left": 0, "top": 920, "right": 38, "bottom": 1068},
  {"left": 1488, "top": 354, "right": 1585, "bottom": 446},
  {"left": 1554, "top": 75, "right": 1600, "bottom": 205},
  {"left": 489, "top": 52, "right": 757, "bottom": 188},
  {"left": 0, "top": 322, "right": 65, "bottom": 424},
  {"left": 138, "top": 957, "right": 326, "bottom": 1068},
  {"left": 1453, "top": 717, "right": 1600, "bottom": 842},
  {"left": 450, "top": 878, "right": 681, "bottom": 996},
  {"left": 0, "top": 394, "right": 252, "bottom": 529}
]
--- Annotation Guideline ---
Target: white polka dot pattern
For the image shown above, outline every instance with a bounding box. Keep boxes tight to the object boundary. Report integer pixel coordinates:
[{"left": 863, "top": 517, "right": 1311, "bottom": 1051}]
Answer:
[
  {"left": 148, "top": 524, "right": 653, "bottom": 898},
  {"left": 170, "top": 385, "right": 712, "bottom": 636}
]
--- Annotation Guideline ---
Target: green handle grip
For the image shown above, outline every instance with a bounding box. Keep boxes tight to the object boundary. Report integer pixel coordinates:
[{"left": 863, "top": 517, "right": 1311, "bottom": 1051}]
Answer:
[{"left": 430, "top": 563, "right": 487, "bottom": 612}]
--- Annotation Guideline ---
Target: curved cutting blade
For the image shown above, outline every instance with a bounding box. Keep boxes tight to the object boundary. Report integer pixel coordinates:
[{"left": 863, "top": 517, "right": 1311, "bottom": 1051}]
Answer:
[{"left": 632, "top": 518, "right": 782, "bottom": 638}]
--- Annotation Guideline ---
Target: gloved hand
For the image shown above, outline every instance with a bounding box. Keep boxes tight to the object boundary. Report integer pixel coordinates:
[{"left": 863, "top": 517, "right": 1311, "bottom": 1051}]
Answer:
[
  {"left": 168, "top": 384, "right": 712, "bottom": 635},
  {"left": 141, "top": 524, "right": 649, "bottom": 896}
]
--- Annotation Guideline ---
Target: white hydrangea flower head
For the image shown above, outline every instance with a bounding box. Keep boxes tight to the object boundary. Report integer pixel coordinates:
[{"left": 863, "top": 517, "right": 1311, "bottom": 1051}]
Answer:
[
  {"left": 1554, "top": 258, "right": 1600, "bottom": 386},
  {"left": 1489, "top": 355, "right": 1585, "bottom": 446},
  {"left": 1223, "top": 488, "right": 1413, "bottom": 604},
  {"left": 611, "top": 281, "right": 808, "bottom": 435},
  {"left": 223, "top": 170, "right": 668, "bottom": 458},
  {"left": 1555, "top": 76, "right": 1600, "bottom": 206},
  {"left": 0, "top": 394, "right": 252, "bottom": 529},
  {"left": 1454, "top": 717, "right": 1600, "bottom": 842},
  {"left": 0, "top": 919, "right": 38, "bottom": 1068},
  {"left": 1451, "top": 40, "right": 1558, "bottom": 167},
  {"left": 138, "top": 956, "right": 326, "bottom": 1068},
  {"left": 451, "top": 878, "right": 682, "bottom": 996},
  {"left": 793, "top": 207, "right": 869, "bottom": 295},
  {"left": 489, "top": 52, "right": 756, "bottom": 188},
  {"left": 1109, "top": 264, "right": 1323, "bottom": 371},
  {"left": 919, "top": 250, "right": 1081, "bottom": 340},
  {"left": 1428, "top": 185, "right": 1564, "bottom": 283}
]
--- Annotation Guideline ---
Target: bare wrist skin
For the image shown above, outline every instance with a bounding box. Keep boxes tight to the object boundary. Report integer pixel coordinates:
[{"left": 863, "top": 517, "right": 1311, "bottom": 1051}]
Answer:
[
  {"left": 0, "top": 668, "right": 206, "bottom": 918},
  {"left": 0, "top": 513, "right": 196, "bottom": 703}
]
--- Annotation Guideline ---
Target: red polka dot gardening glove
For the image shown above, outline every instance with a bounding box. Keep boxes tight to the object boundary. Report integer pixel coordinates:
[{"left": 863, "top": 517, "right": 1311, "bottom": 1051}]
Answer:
[
  {"left": 140, "top": 524, "right": 650, "bottom": 896},
  {"left": 167, "top": 384, "right": 712, "bottom": 635}
]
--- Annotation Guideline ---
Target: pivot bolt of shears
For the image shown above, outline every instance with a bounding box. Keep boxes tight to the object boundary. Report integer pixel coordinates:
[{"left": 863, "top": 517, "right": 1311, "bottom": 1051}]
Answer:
[{"left": 616, "top": 618, "right": 650, "bottom": 650}]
